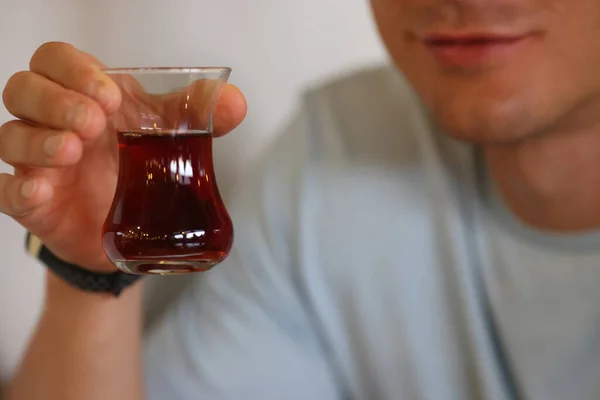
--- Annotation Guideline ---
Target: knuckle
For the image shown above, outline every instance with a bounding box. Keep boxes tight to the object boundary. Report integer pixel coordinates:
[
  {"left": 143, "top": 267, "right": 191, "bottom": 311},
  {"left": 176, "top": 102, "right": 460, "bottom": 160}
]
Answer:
[
  {"left": 0, "top": 120, "right": 17, "bottom": 150},
  {"left": 25, "top": 80, "right": 79, "bottom": 128},
  {"left": 6, "top": 179, "right": 20, "bottom": 215},
  {"left": 52, "top": 93, "right": 94, "bottom": 131},
  {"left": 0, "top": 174, "right": 17, "bottom": 215},
  {"left": 71, "top": 63, "right": 99, "bottom": 88},
  {"left": 30, "top": 41, "right": 74, "bottom": 71},
  {"left": 2, "top": 71, "right": 30, "bottom": 110},
  {"left": 0, "top": 121, "right": 31, "bottom": 165},
  {"left": 56, "top": 93, "right": 81, "bottom": 118}
]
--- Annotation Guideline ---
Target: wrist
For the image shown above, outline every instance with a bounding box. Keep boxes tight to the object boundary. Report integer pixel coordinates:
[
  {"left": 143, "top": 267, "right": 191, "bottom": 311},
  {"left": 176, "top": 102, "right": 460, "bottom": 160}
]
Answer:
[
  {"left": 27, "top": 232, "right": 117, "bottom": 273},
  {"left": 27, "top": 233, "right": 142, "bottom": 296},
  {"left": 44, "top": 271, "right": 143, "bottom": 316}
]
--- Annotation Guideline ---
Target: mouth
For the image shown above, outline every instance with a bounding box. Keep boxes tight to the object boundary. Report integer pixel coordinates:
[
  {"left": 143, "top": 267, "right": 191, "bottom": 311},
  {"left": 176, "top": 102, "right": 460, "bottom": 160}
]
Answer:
[{"left": 419, "top": 32, "right": 532, "bottom": 69}]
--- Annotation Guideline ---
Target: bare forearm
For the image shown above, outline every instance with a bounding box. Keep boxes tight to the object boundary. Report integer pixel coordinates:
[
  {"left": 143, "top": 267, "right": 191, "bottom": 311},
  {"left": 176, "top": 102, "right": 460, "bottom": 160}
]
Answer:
[{"left": 7, "top": 272, "right": 144, "bottom": 400}]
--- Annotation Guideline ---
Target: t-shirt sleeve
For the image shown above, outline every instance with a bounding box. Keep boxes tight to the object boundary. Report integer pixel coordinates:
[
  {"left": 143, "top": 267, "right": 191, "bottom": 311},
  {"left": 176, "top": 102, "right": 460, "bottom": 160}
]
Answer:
[{"left": 142, "top": 110, "right": 342, "bottom": 400}]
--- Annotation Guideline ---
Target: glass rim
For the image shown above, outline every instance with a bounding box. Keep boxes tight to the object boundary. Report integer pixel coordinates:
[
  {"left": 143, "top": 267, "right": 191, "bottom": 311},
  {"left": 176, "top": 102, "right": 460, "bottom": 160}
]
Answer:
[{"left": 103, "top": 66, "right": 232, "bottom": 75}]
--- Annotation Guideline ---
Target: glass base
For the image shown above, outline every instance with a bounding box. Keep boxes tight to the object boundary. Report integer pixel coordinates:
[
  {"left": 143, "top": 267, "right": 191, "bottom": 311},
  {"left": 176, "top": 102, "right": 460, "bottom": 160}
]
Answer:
[{"left": 114, "top": 259, "right": 219, "bottom": 275}]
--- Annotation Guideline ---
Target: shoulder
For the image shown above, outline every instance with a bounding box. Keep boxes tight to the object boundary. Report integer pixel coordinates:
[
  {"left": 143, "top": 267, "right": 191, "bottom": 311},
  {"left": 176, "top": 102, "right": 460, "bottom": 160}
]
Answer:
[
  {"left": 301, "top": 64, "right": 430, "bottom": 161},
  {"left": 254, "top": 65, "right": 435, "bottom": 183},
  {"left": 251, "top": 64, "right": 471, "bottom": 203},
  {"left": 230, "top": 64, "right": 477, "bottom": 247}
]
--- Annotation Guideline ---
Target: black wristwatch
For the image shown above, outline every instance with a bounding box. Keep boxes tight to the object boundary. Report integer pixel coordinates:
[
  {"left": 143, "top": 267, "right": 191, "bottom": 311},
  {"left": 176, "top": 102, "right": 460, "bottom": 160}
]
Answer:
[{"left": 25, "top": 233, "right": 141, "bottom": 296}]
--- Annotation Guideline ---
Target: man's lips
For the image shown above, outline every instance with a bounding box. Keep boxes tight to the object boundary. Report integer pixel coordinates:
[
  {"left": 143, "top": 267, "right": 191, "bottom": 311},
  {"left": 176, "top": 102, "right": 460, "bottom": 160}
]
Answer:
[
  {"left": 423, "top": 33, "right": 524, "bottom": 46},
  {"left": 419, "top": 32, "right": 531, "bottom": 69}
]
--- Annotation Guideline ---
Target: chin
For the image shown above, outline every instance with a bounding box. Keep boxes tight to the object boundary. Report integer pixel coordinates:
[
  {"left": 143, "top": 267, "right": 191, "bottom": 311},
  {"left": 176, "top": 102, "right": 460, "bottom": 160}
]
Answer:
[
  {"left": 437, "top": 118, "right": 538, "bottom": 145},
  {"left": 434, "top": 116, "right": 527, "bottom": 144},
  {"left": 427, "top": 94, "right": 544, "bottom": 145}
]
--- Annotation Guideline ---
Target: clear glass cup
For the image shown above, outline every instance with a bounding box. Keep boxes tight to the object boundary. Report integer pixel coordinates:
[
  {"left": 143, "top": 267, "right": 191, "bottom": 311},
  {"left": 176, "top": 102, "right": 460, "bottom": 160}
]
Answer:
[{"left": 102, "top": 67, "right": 234, "bottom": 275}]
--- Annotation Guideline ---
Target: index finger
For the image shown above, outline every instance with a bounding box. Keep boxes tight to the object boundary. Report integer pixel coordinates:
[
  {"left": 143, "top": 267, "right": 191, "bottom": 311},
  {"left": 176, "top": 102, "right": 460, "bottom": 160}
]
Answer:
[{"left": 29, "top": 42, "right": 121, "bottom": 114}]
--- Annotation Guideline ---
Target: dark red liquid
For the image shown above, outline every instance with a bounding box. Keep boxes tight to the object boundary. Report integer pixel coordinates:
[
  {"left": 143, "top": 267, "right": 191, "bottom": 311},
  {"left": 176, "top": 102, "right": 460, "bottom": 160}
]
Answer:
[{"left": 102, "top": 132, "right": 233, "bottom": 274}]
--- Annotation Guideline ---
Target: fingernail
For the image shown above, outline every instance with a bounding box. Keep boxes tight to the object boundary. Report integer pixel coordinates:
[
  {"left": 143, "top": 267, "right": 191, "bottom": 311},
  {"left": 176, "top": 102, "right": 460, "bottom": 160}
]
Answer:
[
  {"left": 67, "top": 103, "right": 90, "bottom": 131},
  {"left": 44, "top": 135, "right": 65, "bottom": 157},
  {"left": 86, "top": 80, "right": 115, "bottom": 109},
  {"left": 21, "top": 179, "right": 37, "bottom": 199}
]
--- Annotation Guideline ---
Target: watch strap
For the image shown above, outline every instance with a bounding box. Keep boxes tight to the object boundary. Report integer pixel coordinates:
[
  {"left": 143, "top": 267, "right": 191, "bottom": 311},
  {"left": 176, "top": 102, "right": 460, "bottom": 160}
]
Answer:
[{"left": 25, "top": 232, "right": 141, "bottom": 296}]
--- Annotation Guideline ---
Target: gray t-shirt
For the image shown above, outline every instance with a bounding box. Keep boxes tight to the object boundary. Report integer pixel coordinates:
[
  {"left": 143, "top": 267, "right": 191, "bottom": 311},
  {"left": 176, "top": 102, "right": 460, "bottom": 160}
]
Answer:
[{"left": 143, "top": 65, "right": 600, "bottom": 400}]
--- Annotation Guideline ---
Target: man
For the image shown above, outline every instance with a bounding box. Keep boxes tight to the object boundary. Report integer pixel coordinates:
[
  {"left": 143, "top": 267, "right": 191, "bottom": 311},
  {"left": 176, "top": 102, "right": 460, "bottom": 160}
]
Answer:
[{"left": 3, "top": 0, "right": 600, "bottom": 399}]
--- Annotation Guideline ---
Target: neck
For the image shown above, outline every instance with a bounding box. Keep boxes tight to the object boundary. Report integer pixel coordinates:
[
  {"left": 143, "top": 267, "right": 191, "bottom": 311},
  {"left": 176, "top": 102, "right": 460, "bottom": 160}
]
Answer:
[{"left": 484, "top": 126, "right": 600, "bottom": 232}]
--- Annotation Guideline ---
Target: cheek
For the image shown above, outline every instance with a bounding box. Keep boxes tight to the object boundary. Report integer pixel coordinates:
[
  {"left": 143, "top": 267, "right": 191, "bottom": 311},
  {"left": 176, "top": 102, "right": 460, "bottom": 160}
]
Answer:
[{"left": 370, "top": 0, "right": 406, "bottom": 44}]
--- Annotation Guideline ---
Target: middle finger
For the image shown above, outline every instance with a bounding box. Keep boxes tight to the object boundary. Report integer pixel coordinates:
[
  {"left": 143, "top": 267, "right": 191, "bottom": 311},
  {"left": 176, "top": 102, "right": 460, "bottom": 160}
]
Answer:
[{"left": 0, "top": 120, "right": 83, "bottom": 167}]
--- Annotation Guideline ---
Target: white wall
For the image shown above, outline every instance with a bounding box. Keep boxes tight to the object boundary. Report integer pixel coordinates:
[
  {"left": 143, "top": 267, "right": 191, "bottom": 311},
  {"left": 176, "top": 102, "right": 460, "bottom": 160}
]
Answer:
[{"left": 0, "top": 0, "right": 386, "bottom": 381}]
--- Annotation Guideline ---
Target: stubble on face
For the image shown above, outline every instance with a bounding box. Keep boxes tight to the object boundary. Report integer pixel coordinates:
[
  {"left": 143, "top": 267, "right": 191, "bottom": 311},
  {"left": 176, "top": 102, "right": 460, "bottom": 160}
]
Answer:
[{"left": 370, "top": 0, "right": 600, "bottom": 144}]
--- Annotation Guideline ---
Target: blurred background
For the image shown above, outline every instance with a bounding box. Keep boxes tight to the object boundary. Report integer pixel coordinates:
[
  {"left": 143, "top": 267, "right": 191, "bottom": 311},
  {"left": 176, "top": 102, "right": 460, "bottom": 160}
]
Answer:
[{"left": 0, "top": 0, "right": 386, "bottom": 383}]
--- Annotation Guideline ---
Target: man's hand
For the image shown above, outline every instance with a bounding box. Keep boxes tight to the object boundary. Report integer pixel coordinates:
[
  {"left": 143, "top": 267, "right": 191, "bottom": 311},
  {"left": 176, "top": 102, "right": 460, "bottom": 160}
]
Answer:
[{"left": 0, "top": 42, "right": 247, "bottom": 272}]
